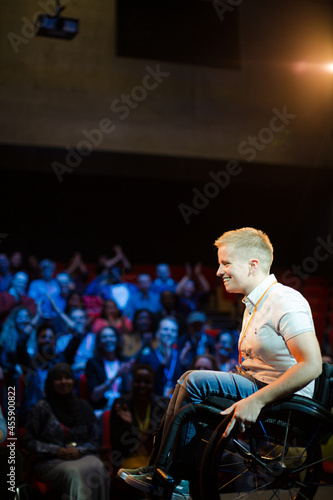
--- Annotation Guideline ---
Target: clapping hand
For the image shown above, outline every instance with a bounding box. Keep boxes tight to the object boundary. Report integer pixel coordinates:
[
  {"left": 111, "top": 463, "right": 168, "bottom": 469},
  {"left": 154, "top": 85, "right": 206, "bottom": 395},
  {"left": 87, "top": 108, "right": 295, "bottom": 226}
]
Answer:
[{"left": 114, "top": 403, "right": 133, "bottom": 425}]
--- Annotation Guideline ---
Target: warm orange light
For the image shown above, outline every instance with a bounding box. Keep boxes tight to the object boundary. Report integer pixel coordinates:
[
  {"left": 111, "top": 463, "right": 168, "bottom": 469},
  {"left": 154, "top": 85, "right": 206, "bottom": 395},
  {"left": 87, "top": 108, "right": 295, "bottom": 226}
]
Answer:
[
  {"left": 293, "top": 61, "right": 333, "bottom": 73},
  {"left": 324, "top": 62, "right": 333, "bottom": 73}
]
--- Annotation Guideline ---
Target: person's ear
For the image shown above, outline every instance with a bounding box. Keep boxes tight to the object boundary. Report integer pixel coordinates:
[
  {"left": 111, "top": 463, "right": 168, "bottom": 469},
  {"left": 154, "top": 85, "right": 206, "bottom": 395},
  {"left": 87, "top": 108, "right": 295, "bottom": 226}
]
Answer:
[{"left": 249, "top": 259, "right": 259, "bottom": 274}]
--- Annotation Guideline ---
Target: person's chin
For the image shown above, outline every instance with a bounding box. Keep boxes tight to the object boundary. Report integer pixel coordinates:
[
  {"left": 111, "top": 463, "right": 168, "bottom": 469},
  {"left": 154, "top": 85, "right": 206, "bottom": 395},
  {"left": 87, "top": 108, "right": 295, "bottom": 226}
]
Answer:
[
  {"left": 223, "top": 279, "right": 232, "bottom": 291},
  {"left": 224, "top": 281, "right": 240, "bottom": 294}
]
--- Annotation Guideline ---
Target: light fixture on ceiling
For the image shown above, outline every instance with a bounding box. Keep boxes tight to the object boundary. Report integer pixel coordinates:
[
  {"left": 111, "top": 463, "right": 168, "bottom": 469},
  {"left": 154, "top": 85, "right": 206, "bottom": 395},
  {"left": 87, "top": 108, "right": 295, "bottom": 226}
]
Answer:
[{"left": 35, "top": 0, "right": 79, "bottom": 40}]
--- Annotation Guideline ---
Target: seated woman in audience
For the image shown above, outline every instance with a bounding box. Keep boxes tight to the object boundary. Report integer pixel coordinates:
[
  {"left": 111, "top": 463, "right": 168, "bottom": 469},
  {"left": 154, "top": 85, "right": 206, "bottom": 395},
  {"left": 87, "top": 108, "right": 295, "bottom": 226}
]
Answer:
[
  {"left": 215, "top": 330, "right": 238, "bottom": 372},
  {"left": 110, "top": 364, "right": 169, "bottom": 498},
  {"left": 85, "top": 326, "right": 133, "bottom": 416},
  {"left": 190, "top": 353, "right": 220, "bottom": 371},
  {"left": 122, "top": 309, "right": 157, "bottom": 360},
  {"left": 24, "top": 363, "right": 110, "bottom": 500},
  {"left": 0, "top": 305, "right": 42, "bottom": 382},
  {"left": 110, "top": 364, "right": 169, "bottom": 469},
  {"left": 92, "top": 299, "right": 132, "bottom": 336}
]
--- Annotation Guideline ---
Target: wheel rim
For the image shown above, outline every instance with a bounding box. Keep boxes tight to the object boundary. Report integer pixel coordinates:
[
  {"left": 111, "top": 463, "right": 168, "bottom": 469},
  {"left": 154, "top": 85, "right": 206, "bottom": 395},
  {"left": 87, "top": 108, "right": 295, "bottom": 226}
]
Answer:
[{"left": 200, "top": 410, "right": 327, "bottom": 500}]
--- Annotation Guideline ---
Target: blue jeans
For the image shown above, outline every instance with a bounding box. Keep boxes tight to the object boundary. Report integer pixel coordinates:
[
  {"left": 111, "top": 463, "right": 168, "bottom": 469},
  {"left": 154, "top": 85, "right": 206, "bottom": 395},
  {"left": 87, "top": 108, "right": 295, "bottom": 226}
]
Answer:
[{"left": 161, "top": 370, "right": 264, "bottom": 457}]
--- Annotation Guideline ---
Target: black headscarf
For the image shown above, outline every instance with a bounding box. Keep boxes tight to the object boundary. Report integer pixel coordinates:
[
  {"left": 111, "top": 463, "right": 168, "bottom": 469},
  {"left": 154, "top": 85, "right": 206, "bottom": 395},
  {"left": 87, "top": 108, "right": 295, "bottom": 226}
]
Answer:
[{"left": 44, "top": 363, "right": 93, "bottom": 427}]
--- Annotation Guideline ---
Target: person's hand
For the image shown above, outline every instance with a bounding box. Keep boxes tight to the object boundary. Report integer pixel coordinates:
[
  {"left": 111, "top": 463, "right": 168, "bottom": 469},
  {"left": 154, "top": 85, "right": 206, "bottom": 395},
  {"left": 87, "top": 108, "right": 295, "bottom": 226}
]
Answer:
[
  {"left": 58, "top": 446, "right": 80, "bottom": 460},
  {"left": 220, "top": 396, "right": 264, "bottom": 438},
  {"left": 114, "top": 403, "right": 133, "bottom": 425},
  {"left": 185, "top": 262, "right": 192, "bottom": 277},
  {"left": 117, "top": 360, "right": 135, "bottom": 377},
  {"left": 180, "top": 341, "right": 192, "bottom": 364},
  {"left": 113, "top": 245, "right": 123, "bottom": 256},
  {"left": 194, "top": 262, "right": 202, "bottom": 276},
  {"left": 72, "top": 252, "right": 82, "bottom": 266}
]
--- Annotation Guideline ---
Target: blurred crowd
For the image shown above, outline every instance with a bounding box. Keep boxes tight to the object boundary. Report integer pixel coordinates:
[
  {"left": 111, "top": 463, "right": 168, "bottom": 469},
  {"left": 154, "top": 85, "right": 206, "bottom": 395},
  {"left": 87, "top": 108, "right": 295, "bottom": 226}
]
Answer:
[{"left": 0, "top": 247, "right": 240, "bottom": 499}]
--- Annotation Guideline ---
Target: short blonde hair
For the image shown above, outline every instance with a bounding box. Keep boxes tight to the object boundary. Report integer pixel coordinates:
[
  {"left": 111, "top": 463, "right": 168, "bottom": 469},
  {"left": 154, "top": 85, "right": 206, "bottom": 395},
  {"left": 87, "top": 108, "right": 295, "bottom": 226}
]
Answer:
[{"left": 214, "top": 227, "right": 273, "bottom": 273}]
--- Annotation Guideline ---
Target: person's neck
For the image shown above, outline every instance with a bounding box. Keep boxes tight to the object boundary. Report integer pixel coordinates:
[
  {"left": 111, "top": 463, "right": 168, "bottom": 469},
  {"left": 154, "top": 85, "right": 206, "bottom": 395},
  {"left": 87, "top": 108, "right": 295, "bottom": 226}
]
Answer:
[
  {"left": 104, "top": 351, "right": 116, "bottom": 361},
  {"left": 243, "top": 272, "right": 270, "bottom": 297},
  {"left": 133, "top": 396, "right": 149, "bottom": 412}
]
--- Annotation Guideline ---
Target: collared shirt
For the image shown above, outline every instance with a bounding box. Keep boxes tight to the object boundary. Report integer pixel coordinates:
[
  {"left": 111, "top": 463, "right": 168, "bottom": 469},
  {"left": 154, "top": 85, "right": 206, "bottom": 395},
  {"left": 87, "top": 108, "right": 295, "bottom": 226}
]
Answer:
[{"left": 240, "top": 274, "right": 315, "bottom": 398}]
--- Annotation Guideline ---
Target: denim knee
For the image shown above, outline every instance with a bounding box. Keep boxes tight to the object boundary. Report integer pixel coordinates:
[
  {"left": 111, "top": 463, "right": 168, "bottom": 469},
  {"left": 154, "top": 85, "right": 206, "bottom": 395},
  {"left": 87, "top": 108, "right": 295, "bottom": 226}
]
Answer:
[{"left": 177, "top": 370, "right": 194, "bottom": 386}]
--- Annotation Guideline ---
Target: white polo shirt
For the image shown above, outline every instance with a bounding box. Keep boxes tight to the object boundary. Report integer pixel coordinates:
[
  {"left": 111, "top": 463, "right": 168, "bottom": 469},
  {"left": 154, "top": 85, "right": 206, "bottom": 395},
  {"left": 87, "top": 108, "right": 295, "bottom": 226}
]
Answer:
[{"left": 240, "top": 274, "right": 315, "bottom": 398}]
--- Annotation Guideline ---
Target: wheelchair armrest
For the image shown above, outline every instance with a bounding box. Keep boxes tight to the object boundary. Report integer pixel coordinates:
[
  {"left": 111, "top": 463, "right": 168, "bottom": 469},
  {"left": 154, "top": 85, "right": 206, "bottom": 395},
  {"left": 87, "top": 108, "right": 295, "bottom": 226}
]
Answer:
[{"left": 314, "top": 362, "right": 333, "bottom": 410}]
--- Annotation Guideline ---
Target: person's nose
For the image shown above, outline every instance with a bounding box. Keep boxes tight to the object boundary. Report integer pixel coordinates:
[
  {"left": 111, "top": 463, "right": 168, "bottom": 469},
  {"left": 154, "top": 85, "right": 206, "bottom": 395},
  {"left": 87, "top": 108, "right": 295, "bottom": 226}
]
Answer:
[{"left": 216, "top": 264, "right": 225, "bottom": 277}]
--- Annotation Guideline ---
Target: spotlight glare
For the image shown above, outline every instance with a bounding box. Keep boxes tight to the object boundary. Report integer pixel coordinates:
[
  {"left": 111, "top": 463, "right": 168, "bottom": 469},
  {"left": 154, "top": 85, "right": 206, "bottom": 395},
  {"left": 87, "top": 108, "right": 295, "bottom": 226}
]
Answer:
[{"left": 325, "top": 62, "right": 333, "bottom": 73}]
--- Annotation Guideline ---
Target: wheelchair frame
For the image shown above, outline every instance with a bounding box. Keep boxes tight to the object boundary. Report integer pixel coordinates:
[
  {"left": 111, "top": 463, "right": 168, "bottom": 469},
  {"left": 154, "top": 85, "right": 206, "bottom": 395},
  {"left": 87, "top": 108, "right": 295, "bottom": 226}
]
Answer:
[{"left": 147, "top": 363, "right": 333, "bottom": 500}]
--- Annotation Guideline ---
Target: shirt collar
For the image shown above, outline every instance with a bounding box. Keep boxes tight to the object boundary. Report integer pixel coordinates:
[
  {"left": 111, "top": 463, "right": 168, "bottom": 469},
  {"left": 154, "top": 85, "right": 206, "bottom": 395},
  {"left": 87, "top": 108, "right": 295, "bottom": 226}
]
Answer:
[{"left": 242, "top": 274, "right": 277, "bottom": 314}]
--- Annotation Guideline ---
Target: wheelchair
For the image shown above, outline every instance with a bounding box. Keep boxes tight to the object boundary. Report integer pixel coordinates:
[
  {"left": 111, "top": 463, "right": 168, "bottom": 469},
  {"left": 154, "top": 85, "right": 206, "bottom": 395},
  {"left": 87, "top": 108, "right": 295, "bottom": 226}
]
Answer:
[{"left": 146, "top": 363, "right": 333, "bottom": 500}]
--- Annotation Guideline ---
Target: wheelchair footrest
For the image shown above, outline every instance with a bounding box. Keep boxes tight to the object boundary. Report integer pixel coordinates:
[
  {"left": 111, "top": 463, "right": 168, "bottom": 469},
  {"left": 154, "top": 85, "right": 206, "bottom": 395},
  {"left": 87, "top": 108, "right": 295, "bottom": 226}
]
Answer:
[{"left": 146, "top": 468, "right": 177, "bottom": 499}]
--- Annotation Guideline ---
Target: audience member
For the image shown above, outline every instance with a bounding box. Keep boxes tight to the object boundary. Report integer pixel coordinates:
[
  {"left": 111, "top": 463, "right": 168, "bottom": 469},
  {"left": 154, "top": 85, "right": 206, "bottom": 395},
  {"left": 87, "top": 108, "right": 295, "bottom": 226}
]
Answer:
[
  {"left": 150, "top": 263, "right": 177, "bottom": 295},
  {"left": 0, "top": 305, "right": 41, "bottom": 382},
  {"left": 55, "top": 307, "right": 95, "bottom": 378},
  {"left": 28, "top": 259, "right": 60, "bottom": 318},
  {"left": 0, "top": 253, "right": 13, "bottom": 292},
  {"left": 155, "top": 290, "right": 187, "bottom": 334},
  {"left": 50, "top": 272, "right": 73, "bottom": 311},
  {"left": 178, "top": 311, "right": 215, "bottom": 370},
  {"left": 24, "top": 363, "right": 110, "bottom": 500},
  {"left": 126, "top": 274, "right": 161, "bottom": 319},
  {"left": 122, "top": 309, "right": 157, "bottom": 360},
  {"left": 215, "top": 331, "right": 238, "bottom": 372},
  {"left": 85, "top": 246, "right": 131, "bottom": 296},
  {"left": 16, "top": 324, "right": 82, "bottom": 425},
  {"left": 92, "top": 299, "right": 132, "bottom": 335},
  {"left": 26, "top": 254, "right": 41, "bottom": 281},
  {"left": 190, "top": 353, "right": 220, "bottom": 371},
  {"left": 85, "top": 326, "right": 133, "bottom": 415},
  {"left": 64, "top": 251, "right": 90, "bottom": 293},
  {"left": 137, "top": 318, "right": 183, "bottom": 397},
  {"left": 175, "top": 262, "right": 210, "bottom": 317},
  {"left": 110, "top": 364, "right": 168, "bottom": 473},
  {"left": 65, "top": 290, "right": 85, "bottom": 315},
  {"left": 9, "top": 250, "right": 24, "bottom": 274},
  {"left": 0, "top": 271, "right": 36, "bottom": 324}
]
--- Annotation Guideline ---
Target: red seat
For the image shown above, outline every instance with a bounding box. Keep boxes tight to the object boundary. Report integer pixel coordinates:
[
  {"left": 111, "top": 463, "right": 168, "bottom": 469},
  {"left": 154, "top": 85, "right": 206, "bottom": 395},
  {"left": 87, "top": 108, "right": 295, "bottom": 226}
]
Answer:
[
  {"left": 79, "top": 373, "right": 90, "bottom": 401},
  {"left": 303, "top": 285, "right": 329, "bottom": 300},
  {"left": 329, "top": 312, "right": 333, "bottom": 327},
  {"left": 102, "top": 409, "right": 111, "bottom": 448}
]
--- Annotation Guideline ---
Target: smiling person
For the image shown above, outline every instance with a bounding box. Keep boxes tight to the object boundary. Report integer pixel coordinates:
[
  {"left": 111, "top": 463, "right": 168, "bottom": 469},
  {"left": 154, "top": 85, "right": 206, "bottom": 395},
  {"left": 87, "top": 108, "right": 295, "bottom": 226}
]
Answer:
[
  {"left": 24, "top": 363, "right": 110, "bottom": 500},
  {"left": 118, "top": 227, "right": 322, "bottom": 499},
  {"left": 85, "top": 326, "right": 133, "bottom": 416}
]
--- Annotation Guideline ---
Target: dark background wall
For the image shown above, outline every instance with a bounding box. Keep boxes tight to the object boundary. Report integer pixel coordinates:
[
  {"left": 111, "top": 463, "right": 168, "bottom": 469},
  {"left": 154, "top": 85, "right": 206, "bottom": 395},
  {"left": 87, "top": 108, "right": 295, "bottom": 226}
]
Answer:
[{"left": 2, "top": 145, "right": 332, "bottom": 276}]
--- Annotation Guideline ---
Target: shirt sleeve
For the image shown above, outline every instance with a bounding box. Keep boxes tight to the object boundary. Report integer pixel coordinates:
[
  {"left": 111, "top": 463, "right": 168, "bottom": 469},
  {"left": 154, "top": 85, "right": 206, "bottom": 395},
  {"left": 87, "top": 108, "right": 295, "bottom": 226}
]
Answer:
[{"left": 278, "top": 310, "right": 315, "bottom": 342}]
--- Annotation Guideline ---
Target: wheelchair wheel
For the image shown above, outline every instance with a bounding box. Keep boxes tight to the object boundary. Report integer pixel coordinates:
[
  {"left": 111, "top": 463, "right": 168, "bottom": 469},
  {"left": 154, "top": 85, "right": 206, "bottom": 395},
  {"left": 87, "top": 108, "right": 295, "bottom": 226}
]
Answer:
[{"left": 197, "top": 409, "right": 324, "bottom": 500}]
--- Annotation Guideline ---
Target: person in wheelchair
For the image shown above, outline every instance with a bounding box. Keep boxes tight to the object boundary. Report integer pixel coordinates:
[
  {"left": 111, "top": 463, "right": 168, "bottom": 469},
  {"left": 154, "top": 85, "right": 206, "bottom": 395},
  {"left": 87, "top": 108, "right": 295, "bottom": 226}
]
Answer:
[{"left": 118, "top": 227, "right": 322, "bottom": 499}]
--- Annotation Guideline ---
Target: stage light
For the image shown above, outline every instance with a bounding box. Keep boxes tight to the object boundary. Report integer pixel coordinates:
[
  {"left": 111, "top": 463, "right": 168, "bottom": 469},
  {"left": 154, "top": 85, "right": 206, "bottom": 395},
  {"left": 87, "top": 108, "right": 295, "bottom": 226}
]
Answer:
[{"left": 35, "top": 0, "right": 79, "bottom": 40}]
